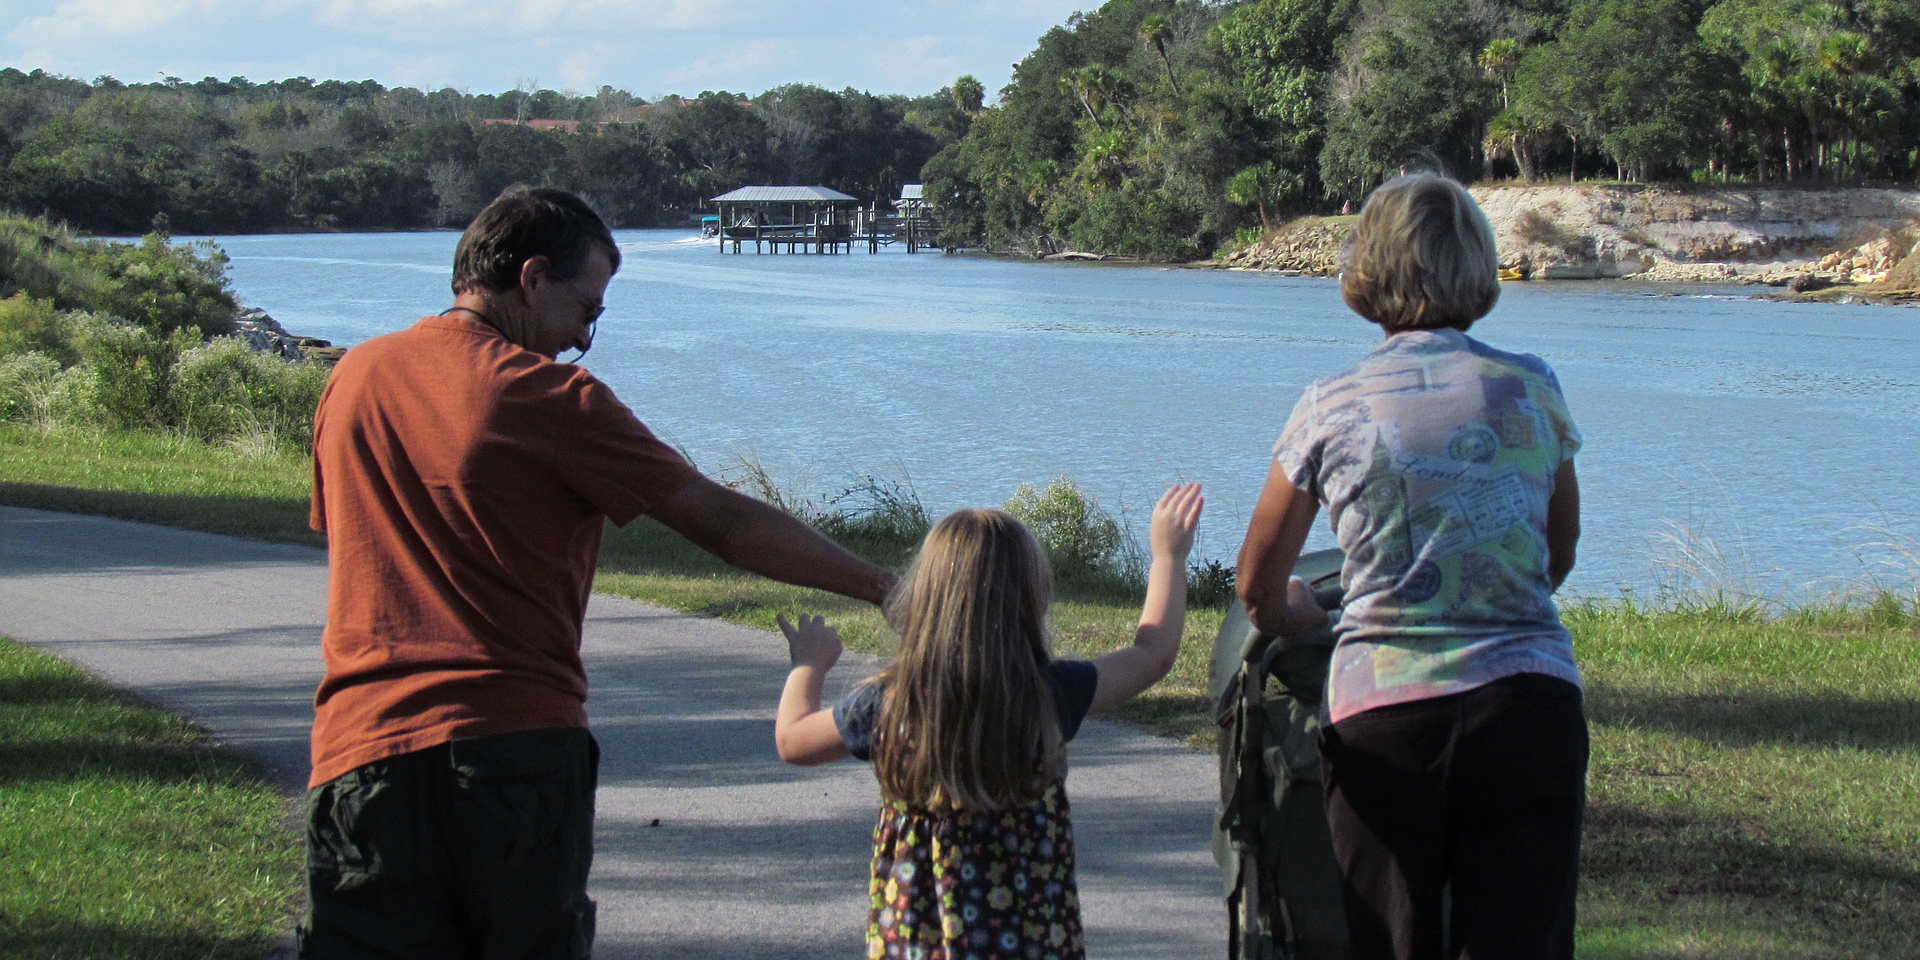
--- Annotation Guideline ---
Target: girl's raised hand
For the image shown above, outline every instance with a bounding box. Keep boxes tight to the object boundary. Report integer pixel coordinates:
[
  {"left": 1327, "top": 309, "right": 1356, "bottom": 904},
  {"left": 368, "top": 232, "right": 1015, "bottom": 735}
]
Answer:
[
  {"left": 777, "top": 613, "right": 843, "bottom": 671},
  {"left": 1150, "top": 482, "right": 1204, "bottom": 563}
]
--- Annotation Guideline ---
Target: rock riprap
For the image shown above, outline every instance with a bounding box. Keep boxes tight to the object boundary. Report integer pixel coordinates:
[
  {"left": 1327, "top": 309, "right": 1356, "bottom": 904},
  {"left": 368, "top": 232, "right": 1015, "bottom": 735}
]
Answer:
[{"left": 230, "top": 307, "right": 344, "bottom": 364}]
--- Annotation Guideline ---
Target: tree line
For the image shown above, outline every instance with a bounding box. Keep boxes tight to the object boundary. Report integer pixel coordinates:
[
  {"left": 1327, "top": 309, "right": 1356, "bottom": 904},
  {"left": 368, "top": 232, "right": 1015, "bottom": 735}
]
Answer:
[
  {"left": 0, "top": 70, "right": 968, "bottom": 234},
  {"left": 6, "top": 0, "right": 1917, "bottom": 255},
  {"left": 926, "top": 0, "right": 1920, "bottom": 257}
]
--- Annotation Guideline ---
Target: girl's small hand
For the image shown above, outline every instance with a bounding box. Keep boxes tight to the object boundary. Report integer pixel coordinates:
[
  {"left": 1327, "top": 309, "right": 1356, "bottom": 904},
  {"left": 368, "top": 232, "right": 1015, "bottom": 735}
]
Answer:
[
  {"left": 777, "top": 613, "right": 842, "bottom": 671},
  {"left": 1150, "top": 482, "right": 1204, "bottom": 563}
]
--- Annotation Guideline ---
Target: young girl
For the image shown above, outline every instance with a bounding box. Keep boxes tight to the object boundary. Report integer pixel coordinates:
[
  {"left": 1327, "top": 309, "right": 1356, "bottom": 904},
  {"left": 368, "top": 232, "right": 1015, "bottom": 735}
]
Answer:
[{"left": 773, "top": 483, "right": 1204, "bottom": 960}]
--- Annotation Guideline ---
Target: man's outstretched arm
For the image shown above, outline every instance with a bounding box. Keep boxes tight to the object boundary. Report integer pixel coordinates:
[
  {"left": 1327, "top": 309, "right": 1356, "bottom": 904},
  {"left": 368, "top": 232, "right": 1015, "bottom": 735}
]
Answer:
[{"left": 646, "top": 476, "right": 896, "bottom": 606}]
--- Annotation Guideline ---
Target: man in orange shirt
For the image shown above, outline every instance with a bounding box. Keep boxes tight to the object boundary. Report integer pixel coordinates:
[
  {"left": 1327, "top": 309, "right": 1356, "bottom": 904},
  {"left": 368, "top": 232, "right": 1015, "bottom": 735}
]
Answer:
[{"left": 300, "top": 187, "right": 895, "bottom": 959}]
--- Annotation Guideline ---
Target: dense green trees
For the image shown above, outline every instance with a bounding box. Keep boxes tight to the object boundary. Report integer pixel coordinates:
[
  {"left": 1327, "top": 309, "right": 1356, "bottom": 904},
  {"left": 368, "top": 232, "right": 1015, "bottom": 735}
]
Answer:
[
  {"left": 0, "top": 70, "right": 959, "bottom": 233},
  {"left": 928, "top": 0, "right": 1918, "bottom": 256},
  {"left": 5, "top": 0, "right": 1918, "bottom": 254}
]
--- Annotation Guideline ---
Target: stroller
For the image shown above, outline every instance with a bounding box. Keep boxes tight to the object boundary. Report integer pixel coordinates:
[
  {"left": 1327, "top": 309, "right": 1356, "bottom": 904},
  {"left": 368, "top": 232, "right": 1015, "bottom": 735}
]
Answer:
[{"left": 1210, "top": 547, "right": 1349, "bottom": 960}]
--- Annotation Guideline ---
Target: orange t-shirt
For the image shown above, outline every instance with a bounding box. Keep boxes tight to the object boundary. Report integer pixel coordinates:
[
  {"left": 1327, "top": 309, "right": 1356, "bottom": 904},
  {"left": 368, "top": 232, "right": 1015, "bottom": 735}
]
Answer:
[{"left": 307, "top": 313, "right": 699, "bottom": 787}]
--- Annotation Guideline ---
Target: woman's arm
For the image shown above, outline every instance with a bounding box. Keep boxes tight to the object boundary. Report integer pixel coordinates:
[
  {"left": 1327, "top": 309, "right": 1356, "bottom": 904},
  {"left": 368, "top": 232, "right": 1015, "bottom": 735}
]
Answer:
[
  {"left": 773, "top": 614, "right": 852, "bottom": 765},
  {"left": 1546, "top": 459, "right": 1580, "bottom": 590},
  {"left": 1237, "top": 461, "right": 1324, "bottom": 636},
  {"left": 1088, "top": 483, "right": 1204, "bottom": 714}
]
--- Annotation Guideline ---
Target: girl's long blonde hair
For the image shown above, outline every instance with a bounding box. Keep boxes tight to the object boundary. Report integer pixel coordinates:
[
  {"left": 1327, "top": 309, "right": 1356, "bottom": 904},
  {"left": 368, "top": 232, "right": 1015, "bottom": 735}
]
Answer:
[{"left": 873, "top": 508, "right": 1064, "bottom": 812}]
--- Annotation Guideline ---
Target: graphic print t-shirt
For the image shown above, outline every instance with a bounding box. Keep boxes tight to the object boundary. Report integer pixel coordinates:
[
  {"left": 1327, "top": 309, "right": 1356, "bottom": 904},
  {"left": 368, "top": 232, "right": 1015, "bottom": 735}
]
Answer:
[{"left": 1273, "top": 328, "right": 1582, "bottom": 723}]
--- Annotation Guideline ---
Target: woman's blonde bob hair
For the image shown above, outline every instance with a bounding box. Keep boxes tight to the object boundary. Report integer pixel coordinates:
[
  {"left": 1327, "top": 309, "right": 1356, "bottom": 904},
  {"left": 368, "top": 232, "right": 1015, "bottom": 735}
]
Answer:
[
  {"left": 1340, "top": 172, "right": 1500, "bottom": 333},
  {"left": 872, "top": 508, "right": 1064, "bottom": 812}
]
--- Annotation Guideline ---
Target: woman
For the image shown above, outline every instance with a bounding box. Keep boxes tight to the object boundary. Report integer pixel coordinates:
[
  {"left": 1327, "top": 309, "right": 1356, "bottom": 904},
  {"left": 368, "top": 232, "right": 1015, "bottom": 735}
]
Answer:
[{"left": 1237, "top": 172, "right": 1586, "bottom": 960}]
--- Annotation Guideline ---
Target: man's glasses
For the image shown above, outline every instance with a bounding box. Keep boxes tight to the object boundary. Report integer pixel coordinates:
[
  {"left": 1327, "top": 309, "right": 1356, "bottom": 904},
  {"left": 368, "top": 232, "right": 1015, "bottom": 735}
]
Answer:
[{"left": 564, "top": 280, "right": 606, "bottom": 323}]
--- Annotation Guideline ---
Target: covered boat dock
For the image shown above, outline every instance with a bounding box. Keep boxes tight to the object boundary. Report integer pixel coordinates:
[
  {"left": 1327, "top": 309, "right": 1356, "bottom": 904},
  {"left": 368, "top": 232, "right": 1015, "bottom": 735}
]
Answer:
[
  {"left": 708, "top": 184, "right": 948, "bottom": 254},
  {"left": 710, "top": 186, "right": 859, "bottom": 254}
]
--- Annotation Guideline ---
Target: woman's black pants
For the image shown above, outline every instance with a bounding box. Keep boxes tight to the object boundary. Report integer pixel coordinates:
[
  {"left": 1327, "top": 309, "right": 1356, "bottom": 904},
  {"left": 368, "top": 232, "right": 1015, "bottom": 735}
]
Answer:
[{"left": 1318, "top": 672, "right": 1588, "bottom": 960}]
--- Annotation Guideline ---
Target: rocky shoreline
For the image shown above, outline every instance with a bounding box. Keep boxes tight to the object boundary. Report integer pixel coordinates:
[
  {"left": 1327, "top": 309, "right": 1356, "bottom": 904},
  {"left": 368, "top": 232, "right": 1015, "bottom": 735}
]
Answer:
[
  {"left": 229, "top": 308, "right": 346, "bottom": 365},
  {"left": 1215, "top": 185, "right": 1920, "bottom": 305}
]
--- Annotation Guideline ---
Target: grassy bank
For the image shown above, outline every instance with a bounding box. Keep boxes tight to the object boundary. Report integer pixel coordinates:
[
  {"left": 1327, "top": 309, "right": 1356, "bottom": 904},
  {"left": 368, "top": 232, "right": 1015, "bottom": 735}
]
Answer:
[
  {"left": 1, "top": 424, "right": 1916, "bottom": 957},
  {"left": 0, "top": 634, "right": 300, "bottom": 959},
  {"left": 0, "top": 426, "right": 317, "bottom": 545}
]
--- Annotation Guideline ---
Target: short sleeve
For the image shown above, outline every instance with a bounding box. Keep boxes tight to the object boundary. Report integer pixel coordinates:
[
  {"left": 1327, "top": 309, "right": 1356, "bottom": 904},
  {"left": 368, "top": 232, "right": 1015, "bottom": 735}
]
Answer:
[
  {"left": 832, "top": 681, "right": 886, "bottom": 762},
  {"left": 1271, "top": 384, "right": 1323, "bottom": 498},
  {"left": 1049, "top": 660, "right": 1100, "bottom": 741},
  {"left": 1538, "top": 364, "right": 1583, "bottom": 462},
  {"left": 541, "top": 367, "right": 701, "bottom": 526}
]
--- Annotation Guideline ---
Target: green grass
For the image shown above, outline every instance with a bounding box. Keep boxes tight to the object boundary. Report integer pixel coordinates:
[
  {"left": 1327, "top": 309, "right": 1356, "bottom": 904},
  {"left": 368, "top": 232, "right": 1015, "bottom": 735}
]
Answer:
[
  {"left": 0, "top": 635, "right": 301, "bottom": 959},
  {"left": 1566, "top": 599, "right": 1920, "bottom": 958},
  {"left": 0, "top": 425, "right": 316, "bottom": 545},
  {"left": 2, "top": 423, "right": 1918, "bottom": 956}
]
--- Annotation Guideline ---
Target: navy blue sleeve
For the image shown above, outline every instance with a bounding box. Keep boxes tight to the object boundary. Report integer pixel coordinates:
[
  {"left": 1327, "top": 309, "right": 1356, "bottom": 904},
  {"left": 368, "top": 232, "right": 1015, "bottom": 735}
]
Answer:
[
  {"left": 832, "top": 681, "right": 885, "bottom": 762},
  {"left": 1050, "top": 660, "right": 1100, "bottom": 742}
]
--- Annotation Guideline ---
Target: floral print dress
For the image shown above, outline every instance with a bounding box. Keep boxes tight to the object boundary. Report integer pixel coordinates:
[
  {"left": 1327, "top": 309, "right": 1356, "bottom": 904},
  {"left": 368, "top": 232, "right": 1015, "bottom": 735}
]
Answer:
[{"left": 834, "top": 660, "right": 1100, "bottom": 960}]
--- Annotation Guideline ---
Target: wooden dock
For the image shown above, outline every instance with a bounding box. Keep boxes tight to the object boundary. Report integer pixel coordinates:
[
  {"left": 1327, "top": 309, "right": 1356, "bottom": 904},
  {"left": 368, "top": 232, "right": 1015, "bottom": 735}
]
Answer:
[{"left": 709, "top": 185, "right": 948, "bottom": 255}]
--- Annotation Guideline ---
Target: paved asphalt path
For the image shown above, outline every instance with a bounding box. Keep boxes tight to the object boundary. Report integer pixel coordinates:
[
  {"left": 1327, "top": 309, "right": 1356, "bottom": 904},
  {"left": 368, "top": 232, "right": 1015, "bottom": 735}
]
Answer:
[{"left": 0, "top": 505, "right": 1226, "bottom": 958}]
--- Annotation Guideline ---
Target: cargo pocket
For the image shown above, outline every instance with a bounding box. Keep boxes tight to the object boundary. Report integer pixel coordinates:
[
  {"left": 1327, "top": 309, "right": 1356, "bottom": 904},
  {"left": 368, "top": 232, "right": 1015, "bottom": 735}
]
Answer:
[{"left": 449, "top": 730, "right": 576, "bottom": 863}]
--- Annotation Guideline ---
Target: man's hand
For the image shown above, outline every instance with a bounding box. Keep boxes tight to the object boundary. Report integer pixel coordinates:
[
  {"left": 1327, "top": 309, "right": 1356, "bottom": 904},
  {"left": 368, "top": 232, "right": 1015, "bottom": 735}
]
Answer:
[{"left": 777, "top": 613, "right": 842, "bottom": 671}]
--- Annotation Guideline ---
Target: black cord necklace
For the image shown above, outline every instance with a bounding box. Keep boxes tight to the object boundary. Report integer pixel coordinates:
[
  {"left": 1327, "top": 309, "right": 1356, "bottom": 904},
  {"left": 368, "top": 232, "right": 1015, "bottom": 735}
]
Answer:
[
  {"left": 442, "top": 305, "right": 494, "bottom": 329},
  {"left": 441, "top": 304, "right": 593, "bottom": 363}
]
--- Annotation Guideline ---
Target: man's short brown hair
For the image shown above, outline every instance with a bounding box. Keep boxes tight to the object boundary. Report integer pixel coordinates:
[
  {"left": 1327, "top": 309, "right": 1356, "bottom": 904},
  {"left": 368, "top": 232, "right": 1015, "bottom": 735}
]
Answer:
[
  {"left": 1340, "top": 173, "right": 1499, "bottom": 333},
  {"left": 451, "top": 187, "right": 620, "bottom": 295}
]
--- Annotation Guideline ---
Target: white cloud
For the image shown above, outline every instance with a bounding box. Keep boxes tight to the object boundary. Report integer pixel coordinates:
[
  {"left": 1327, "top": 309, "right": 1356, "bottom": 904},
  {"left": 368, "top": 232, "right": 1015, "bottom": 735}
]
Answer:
[
  {"left": 658, "top": 38, "right": 785, "bottom": 90},
  {"left": 311, "top": 0, "right": 744, "bottom": 32},
  {"left": 11, "top": 0, "right": 223, "bottom": 42},
  {"left": 876, "top": 35, "right": 969, "bottom": 90},
  {"left": 557, "top": 43, "right": 621, "bottom": 92}
]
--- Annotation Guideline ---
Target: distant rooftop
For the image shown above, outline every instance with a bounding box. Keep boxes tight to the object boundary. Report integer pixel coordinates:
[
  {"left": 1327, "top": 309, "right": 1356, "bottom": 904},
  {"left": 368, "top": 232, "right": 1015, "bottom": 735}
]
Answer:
[
  {"left": 711, "top": 186, "right": 859, "bottom": 203},
  {"left": 481, "top": 118, "right": 582, "bottom": 132}
]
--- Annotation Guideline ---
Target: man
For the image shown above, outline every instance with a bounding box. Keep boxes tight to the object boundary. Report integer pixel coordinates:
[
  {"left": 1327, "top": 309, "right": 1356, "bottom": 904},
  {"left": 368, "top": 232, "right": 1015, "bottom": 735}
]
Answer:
[{"left": 300, "top": 187, "right": 894, "bottom": 959}]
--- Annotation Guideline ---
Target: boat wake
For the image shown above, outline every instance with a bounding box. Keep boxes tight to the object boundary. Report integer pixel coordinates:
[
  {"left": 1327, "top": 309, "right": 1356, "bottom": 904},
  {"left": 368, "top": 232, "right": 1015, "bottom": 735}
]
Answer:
[{"left": 618, "top": 235, "right": 711, "bottom": 253}]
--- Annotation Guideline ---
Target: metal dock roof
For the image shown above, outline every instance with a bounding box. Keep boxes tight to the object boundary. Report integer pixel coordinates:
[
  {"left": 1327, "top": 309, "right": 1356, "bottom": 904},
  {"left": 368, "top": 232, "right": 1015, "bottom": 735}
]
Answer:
[{"left": 709, "top": 186, "right": 858, "bottom": 203}]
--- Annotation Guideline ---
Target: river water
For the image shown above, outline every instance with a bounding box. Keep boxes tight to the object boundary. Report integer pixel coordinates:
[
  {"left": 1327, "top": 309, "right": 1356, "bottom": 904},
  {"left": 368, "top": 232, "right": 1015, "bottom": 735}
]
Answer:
[{"left": 199, "top": 229, "right": 1920, "bottom": 603}]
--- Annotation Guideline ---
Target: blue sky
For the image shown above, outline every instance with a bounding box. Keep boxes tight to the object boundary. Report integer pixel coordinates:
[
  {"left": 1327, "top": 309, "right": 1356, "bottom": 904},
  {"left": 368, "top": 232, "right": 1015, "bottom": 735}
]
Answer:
[{"left": 0, "top": 0, "right": 1088, "bottom": 101}]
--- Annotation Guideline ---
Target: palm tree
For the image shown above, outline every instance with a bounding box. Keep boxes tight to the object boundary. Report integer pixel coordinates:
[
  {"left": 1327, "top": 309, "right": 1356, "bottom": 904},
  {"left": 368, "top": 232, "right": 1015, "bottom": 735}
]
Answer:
[
  {"left": 1139, "top": 14, "right": 1179, "bottom": 95},
  {"left": 1479, "top": 38, "right": 1523, "bottom": 110},
  {"left": 951, "top": 75, "right": 985, "bottom": 116},
  {"left": 1059, "top": 66, "right": 1113, "bottom": 130}
]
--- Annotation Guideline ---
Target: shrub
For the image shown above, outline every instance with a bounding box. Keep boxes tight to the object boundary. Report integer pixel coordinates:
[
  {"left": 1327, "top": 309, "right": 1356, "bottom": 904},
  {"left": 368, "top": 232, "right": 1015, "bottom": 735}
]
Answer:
[
  {"left": 1, "top": 216, "right": 235, "bottom": 338},
  {"left": 72, "top": 232, "right": 237, "bottom": 338},
  {"left": 71, "top": 318, "right": 197, "bottom": 430},
  {"left": 1512, "top": 208, "right": 1563, "bottom": 247},
  {"left": 0, "top": 292, "right": 80, "bottom": 366},
  {"left": 1510, "top": 208, "right": 1594, "bottom": 258},
  {"left": 1059, "top": 183, "right": 1204, "bottom": 260},
  {"left": 1187, "top": 558, "right": 1238, "bottom": 609},
  {"left": 1005, "top": 476, "right": 1123, "bottom": 574},
  {"left": 813, "top": 476, "right": 931, "bottom": 552},
  {"left": 0, "top": 351, "right": 62, "bottom": 425},
  {"left": 170, "top": 337, "right": 330, "bottom": 449}
]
